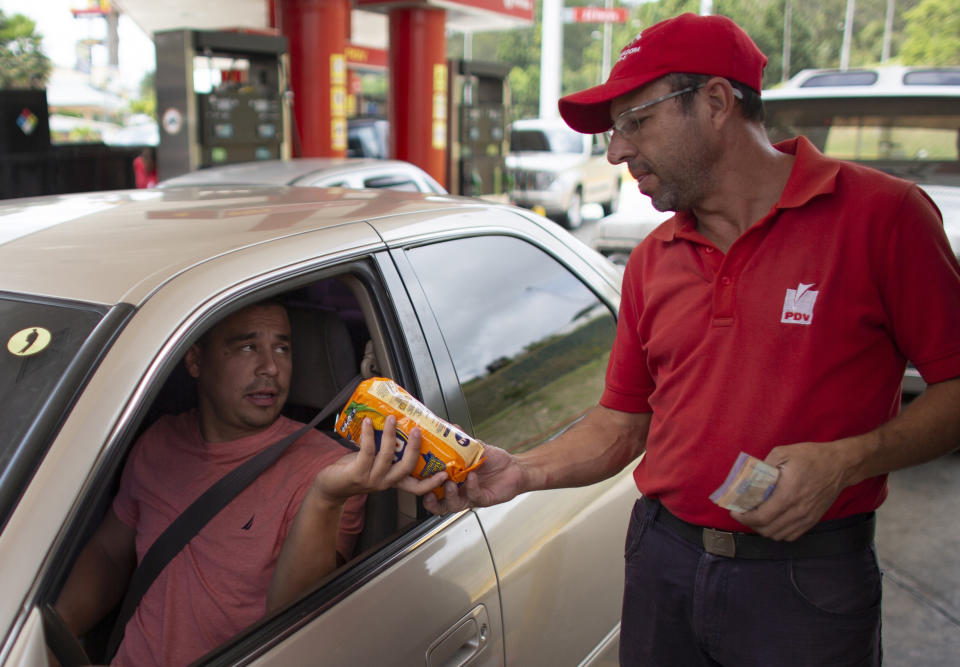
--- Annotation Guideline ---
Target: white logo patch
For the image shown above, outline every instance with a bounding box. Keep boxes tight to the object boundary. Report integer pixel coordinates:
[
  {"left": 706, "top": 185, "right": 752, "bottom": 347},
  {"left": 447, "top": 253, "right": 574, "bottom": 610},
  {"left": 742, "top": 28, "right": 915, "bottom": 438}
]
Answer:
[{"left": 781, "top": 282, "right": 818, "bottom": 325}]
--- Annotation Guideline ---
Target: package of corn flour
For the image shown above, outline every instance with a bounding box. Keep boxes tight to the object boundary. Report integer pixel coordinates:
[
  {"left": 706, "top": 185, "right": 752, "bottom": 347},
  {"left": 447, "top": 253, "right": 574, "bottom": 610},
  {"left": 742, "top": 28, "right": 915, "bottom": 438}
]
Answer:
[{"left": 335, "top": 377, "right": 485, "bottom": 498}]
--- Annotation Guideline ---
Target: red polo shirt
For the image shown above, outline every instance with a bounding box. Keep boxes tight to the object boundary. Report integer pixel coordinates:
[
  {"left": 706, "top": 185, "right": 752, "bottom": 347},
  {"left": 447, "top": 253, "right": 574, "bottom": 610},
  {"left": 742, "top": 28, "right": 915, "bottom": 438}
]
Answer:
[{"left": 602, "top": 136, "right": 960, "bottom": 530}]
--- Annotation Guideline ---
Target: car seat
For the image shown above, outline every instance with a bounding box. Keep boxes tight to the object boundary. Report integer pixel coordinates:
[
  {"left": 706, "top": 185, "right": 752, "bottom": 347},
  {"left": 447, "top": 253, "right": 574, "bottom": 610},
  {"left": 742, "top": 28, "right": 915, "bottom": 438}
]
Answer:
[
  {"left": 285, "top": 306, "right": 358, "bottom": 425},
  {"left": 285, "top": 305, "right": 397, "bottom": 556}
]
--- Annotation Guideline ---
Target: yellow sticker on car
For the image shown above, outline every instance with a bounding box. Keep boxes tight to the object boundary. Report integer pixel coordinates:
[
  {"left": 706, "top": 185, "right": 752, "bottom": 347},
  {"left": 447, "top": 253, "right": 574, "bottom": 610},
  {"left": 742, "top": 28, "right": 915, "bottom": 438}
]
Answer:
[{"left": 7, "top": 327, "right": 51, "bottom": 357}]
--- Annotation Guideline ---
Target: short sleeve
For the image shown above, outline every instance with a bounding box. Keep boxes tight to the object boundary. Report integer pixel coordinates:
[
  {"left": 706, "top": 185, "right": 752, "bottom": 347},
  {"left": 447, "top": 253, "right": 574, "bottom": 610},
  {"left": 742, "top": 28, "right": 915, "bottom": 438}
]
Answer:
[
  {"left": 275, "top": 431, "right": 367, "bottom": 560},
  {"left": 112, "top": 432, "right": 149, "bottom": 530},
  {"left": 881, "top": 185, "right": 960, "bottom": 383},
  {"left": 601, "top": 252, "right": 655, "bottom": 412}
]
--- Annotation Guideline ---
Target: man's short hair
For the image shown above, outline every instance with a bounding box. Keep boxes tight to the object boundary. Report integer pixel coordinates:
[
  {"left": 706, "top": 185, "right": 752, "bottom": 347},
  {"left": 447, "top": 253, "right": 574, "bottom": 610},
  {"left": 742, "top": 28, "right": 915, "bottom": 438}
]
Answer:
[{"left": 666, "top": 73, "right": 765, "bottom": 123}]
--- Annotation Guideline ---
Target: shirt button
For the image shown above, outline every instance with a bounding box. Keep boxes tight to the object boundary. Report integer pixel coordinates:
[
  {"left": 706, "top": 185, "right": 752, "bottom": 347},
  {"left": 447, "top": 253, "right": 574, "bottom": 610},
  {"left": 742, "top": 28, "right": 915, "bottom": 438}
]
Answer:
[
  {"left": 720, "top": 276, "right": 732, "bottom": 286},
  {"left": 704, "top": 247, "right": 714, "bottom": 253}
]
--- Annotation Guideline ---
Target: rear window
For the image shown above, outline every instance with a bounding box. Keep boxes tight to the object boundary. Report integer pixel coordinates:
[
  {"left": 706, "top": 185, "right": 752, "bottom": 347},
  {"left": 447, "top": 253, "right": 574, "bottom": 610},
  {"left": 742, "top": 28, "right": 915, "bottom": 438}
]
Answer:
[
  {"left": 903, "top": 69, "right": 960, "bottom": 86},
  {"left": 800, "top": 71, "right": 878, "bottom": 87},
  {"left": 764, "top": 96, "right": 960, "bottom": 186}
]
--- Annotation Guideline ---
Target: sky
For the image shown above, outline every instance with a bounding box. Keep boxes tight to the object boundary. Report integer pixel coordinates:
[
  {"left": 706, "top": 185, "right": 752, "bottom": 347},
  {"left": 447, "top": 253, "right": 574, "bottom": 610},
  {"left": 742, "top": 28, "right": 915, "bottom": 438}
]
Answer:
[{"left": 1, "top": 0, "right": 155, "bottom": 91}]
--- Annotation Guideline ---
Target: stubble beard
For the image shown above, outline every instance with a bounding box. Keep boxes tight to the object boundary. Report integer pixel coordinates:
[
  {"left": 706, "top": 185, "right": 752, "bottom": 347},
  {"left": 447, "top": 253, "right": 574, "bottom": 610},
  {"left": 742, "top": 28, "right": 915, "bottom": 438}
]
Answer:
[{"left": 647, "top": 129, "right": 720, "bottom": 213}]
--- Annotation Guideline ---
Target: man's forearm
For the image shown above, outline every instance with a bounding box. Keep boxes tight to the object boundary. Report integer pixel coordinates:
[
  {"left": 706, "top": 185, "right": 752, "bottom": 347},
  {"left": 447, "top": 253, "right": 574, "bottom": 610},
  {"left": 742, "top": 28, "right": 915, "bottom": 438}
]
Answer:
[
  {"left": 517, "top": 405, "right": 651, "bottom": 493},
  {"left": 56, "top": 510, "right": 136, "bottom": 637},
  {"left": 842, "top": 377, "right": 960, "bottom": 486},
  {"left": 267, "top": 487, "right": 342, "bottom": 614}
]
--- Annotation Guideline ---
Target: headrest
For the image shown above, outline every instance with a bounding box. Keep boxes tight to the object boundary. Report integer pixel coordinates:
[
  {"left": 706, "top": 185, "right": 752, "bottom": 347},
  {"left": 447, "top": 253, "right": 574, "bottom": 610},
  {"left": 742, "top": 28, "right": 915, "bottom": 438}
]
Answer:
[{"left": 286, "top": 307, "right": 356, "bottom": 410}]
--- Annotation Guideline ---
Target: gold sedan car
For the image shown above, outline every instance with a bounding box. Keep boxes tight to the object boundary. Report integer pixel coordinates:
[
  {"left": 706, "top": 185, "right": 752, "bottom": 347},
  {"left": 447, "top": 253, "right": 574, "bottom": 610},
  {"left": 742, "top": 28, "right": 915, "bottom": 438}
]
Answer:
[{"left": 0, "top": 185, "right": 637, "bottom": 666}]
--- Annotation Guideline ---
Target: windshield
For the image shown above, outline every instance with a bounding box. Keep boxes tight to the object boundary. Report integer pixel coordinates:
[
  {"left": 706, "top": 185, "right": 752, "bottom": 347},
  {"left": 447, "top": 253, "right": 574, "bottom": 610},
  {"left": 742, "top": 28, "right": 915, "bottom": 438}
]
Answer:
[
  {"left": 1, "top": 295, "right": 106, "bottom": 489},
  {"left": 764, "top": 97, "right": 960, "bottom": 186},
  {"left": 511, "top": 127, "right": 584, "bottom": 154}
]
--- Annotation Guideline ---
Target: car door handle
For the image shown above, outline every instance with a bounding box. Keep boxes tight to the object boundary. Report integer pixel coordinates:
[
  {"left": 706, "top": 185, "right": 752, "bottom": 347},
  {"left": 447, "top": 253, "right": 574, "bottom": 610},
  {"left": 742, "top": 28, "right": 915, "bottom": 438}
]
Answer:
[{"left": 425, "top": 604, "right": 490, "bottom": 667}]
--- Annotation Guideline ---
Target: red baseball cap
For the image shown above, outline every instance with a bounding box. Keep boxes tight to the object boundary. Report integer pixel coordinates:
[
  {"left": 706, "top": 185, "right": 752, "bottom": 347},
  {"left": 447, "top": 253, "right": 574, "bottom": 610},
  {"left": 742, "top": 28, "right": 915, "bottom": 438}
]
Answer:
[{"left": 558, "top": 13, "right": 768, "bottom": 134}]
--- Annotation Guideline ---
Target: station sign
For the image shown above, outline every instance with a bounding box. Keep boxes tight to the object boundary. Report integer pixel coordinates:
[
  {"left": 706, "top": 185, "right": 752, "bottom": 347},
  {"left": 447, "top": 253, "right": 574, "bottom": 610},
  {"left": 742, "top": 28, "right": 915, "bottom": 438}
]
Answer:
[
  {"left": 346, "top": 44, "right": 388, "bottom": 70},
  {"left": 355, "top": 0, "right": 534, "bottom": 26},
  {"left": 564, "top": 7, "right": 629, "bottom": 23}
]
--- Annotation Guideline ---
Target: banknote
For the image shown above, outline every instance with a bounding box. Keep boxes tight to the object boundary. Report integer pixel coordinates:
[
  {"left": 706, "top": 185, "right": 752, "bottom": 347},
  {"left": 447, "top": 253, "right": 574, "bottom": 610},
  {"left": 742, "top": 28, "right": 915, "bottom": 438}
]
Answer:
[{"left": 710, "top": 452, "right": 780, "bottom": 512}]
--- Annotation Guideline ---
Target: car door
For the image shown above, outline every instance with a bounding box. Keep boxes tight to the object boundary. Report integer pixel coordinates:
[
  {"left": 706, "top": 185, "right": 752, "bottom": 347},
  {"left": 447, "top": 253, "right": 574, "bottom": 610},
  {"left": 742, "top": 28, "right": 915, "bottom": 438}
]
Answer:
[
  {"left": 234, "top": 252, "right": 504, "bottom": 666},
  {"left": 388, "top": 226, "right": 636, "bottom": 666}
]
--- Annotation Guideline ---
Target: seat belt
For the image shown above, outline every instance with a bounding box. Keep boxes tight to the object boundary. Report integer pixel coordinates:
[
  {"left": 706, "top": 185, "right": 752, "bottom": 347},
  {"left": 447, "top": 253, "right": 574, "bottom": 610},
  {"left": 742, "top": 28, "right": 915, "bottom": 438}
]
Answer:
[{"left": 105, "top": 375, "right": 362, "bottom": 660}]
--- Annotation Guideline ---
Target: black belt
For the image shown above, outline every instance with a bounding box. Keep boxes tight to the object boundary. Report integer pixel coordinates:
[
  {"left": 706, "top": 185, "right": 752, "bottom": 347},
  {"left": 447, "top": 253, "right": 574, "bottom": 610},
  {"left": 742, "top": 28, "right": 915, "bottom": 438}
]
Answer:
[{"left": 644, "top": 497, "right": 876, "bottom": 559}]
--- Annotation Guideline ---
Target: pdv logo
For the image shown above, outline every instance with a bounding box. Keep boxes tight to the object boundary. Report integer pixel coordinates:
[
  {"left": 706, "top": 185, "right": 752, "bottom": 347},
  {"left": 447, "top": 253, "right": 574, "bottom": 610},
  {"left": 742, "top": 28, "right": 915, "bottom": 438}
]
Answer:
[{"left": 781, "top": 282, "right": 818, "bottom": 325}]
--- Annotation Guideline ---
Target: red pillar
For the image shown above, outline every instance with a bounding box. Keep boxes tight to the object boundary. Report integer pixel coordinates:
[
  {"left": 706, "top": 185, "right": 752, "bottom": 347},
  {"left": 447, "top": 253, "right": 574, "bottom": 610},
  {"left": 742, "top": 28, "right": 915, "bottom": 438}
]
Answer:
[
  {"left": 388, "top": 8, "right": 447, "bottom": 187},
  {"left": 277, "top": 0, "right": 349, "bottom": 157}
]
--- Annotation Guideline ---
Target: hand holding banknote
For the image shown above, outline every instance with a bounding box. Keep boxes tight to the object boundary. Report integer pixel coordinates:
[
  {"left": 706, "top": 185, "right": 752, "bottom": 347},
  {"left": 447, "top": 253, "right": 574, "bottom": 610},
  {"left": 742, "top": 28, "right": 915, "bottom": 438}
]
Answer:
[
  {"left": 727, "top": 440, "right": 854, "bottom": 541},
  {"left": 710, "top": 452, "right": 780, "bottom": 513}
]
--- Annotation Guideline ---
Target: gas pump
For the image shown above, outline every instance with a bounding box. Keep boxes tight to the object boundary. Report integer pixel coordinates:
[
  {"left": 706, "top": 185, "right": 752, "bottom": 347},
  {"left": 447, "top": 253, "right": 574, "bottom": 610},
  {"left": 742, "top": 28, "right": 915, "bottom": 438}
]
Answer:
[
  {"left": 154, "top": 29, "right": 290, "bottom": 181},
  {"left": 447, "top": 59, "right": 510, "bottom": 200}
]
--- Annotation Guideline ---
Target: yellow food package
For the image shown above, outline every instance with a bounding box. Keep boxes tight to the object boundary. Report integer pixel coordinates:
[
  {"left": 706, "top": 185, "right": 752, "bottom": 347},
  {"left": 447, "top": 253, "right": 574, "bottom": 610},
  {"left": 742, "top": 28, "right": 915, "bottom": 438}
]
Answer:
[{"left": 335, "top": 377, "right": 485, "bottom": 498}]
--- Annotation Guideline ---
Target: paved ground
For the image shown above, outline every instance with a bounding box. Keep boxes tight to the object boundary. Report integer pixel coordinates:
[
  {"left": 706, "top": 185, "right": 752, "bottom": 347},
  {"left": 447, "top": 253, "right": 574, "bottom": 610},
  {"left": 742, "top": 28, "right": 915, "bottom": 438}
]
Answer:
[
  {"left": 574, "top": 189, "right": 960, "bottom": 665},
  {"left": 877, "top": 452, "right": 960, "bottom": 665}
]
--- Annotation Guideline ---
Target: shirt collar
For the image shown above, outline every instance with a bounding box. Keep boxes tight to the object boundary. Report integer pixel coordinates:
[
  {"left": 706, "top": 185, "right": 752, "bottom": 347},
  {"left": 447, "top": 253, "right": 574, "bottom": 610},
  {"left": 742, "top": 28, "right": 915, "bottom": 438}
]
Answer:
[
  {"left": 648, "top": 136, "right": 840, "bottom": 243},
  {"left": 775, "top": 135, "right": 840, "bottom": 209}
]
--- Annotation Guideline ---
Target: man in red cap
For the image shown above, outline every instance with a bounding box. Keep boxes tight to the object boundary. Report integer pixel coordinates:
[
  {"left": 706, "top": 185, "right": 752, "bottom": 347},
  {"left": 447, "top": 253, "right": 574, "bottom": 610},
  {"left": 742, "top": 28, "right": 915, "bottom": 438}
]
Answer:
[{"left": 425, "top": 12, "right": 960, "bottom": 665}]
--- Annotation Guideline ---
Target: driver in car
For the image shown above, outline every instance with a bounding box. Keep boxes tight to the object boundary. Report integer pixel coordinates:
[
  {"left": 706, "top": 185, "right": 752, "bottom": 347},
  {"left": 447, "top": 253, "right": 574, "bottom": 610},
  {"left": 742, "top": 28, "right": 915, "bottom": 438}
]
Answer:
[{"left": 55, "top": 300, "right": 446, "bottom": 666}]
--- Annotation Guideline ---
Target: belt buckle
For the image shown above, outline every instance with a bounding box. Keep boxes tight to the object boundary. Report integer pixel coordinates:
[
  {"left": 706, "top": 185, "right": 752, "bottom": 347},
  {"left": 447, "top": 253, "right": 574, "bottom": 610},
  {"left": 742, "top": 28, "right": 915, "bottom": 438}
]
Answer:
[{"left": 703, "top": 528, "right": 736, "bottom": 557}]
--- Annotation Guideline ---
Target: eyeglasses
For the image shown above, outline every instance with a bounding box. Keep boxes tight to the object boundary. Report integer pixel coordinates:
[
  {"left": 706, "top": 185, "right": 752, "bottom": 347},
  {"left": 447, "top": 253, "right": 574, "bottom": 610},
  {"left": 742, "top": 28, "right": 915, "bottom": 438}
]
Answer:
[{"left": 605, "top": 84, "right": 705, "bottom": 139}]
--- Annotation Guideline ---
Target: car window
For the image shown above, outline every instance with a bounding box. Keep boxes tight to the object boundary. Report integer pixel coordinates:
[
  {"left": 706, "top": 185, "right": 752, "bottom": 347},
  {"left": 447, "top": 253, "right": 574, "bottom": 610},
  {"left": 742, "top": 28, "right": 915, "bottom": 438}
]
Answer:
[
  {"left": 347, "top": 128, "right": 380, "bottom": 159},
  {"left": 764, "top": 97, "right": 960, "bottom": 184},
  {"left": 510, "top": 129, "right": 550, "bottom": 152},
  {"left": 510, "top": 126, "right": 584, "bottom": 154},
  {"left": 346, "top": 120, "right": 388, "bottom": 159},
  {"left": 591, "top": 133, "right": 608, "bottom": 155},
  {"left": 42, "top": 268, "right": 428, "bottom": 666},
  {"left": 1, "top": 297, "right": 104, "bottom": 456},
  {"left": 0, "top": 296, "right": 107, "bottom": 525},
  {"left": 799, "top": 71, "right": 878, "bottom": 87},
  {"left": 405, "top": 235, "right": 617, "bottom": 453},
  {"left": 362, "top": 173, "right": 421, "bottom": 192}
]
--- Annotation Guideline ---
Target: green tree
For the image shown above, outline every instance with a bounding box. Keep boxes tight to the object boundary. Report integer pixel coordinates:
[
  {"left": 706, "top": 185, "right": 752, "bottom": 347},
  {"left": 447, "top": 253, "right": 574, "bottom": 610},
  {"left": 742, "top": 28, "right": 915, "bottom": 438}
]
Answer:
[
  {"left": 900, "top": 0, "right": 960, "bottom": 65},
  {"left": 448, "top": 0, "right": 955, "bottom": 120},
  {"left": 129, "top": 70, "right": 156, "bottom": 117},
  {"left": 0, "top": 10, "right": 52, "bottom": 89}
]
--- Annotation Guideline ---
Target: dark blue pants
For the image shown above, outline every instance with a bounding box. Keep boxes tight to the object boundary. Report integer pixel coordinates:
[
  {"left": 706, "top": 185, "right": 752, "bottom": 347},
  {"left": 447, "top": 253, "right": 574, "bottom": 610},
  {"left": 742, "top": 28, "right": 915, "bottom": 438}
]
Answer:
[{"left": 620, "top": 499, "right": 882, "bottom": 666}]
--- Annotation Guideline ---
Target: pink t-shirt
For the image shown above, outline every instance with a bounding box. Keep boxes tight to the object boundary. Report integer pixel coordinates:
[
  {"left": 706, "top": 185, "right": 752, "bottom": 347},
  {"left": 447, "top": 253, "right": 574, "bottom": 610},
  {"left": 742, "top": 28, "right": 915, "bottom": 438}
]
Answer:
[{"left": 112, "top": 410, "right": 365, "bottom": 666}]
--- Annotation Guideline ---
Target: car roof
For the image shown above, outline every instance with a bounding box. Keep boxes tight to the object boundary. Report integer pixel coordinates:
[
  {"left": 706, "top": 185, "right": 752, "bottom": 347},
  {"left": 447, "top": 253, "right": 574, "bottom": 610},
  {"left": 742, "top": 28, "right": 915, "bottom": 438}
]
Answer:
[
  {"left": 0, "top": 186, "right": 491, "bottom": 307},
  {"left": 159, "top": 158, "right": 429, "bottom": 187},
  {"left": 763, "top": 65, "right": 960, "bottom": 100},
  {"left": 509, "top": 118, "right": 574, "bottom": 130}
]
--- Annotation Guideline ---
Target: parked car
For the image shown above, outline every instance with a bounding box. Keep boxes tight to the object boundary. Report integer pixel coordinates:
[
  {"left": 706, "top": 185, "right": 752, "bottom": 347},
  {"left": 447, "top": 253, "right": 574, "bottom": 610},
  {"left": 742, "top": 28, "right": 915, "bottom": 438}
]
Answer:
[
  {"left": 592, "top": 194, "right": 671, "bottom": 265},
  {"left": 506, "top": 118, "right": 622, "bottom": 229},
  {"left": 160, "top": 157, "right": 446, "bottom": 194},
  {"left": 0, "top": 185, "right": 632, "bottom": 666}
]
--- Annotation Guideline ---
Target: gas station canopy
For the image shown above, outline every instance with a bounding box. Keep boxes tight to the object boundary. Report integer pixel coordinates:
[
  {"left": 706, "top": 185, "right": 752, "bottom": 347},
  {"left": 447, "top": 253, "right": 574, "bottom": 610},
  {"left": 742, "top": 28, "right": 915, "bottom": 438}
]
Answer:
[
  {"left": 112, "top": 0, "right": 533, "bottom": 46},
  {"left": 112, "top": 0, "right": 532, "bottom": 195}
]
